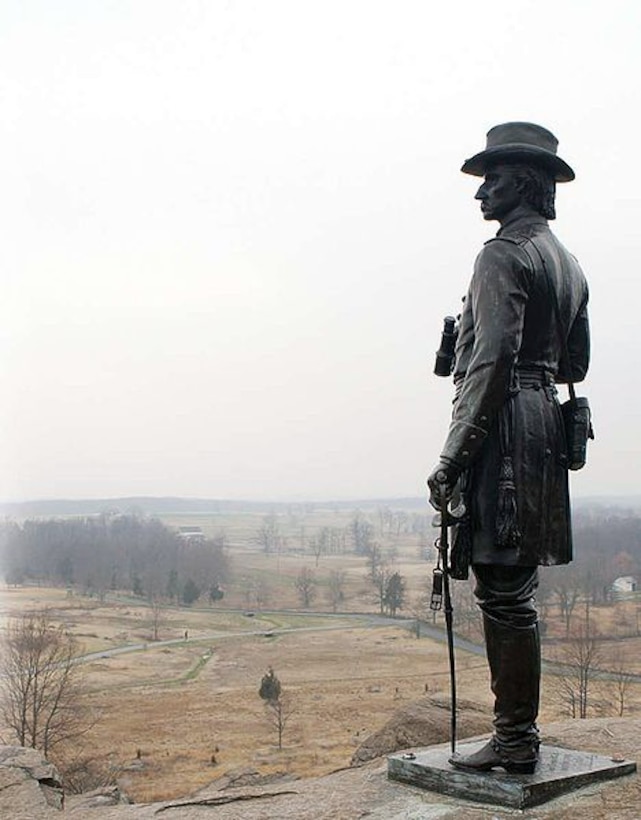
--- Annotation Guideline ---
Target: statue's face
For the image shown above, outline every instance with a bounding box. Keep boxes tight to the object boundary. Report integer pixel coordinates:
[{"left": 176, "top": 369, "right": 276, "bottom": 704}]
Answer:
[{"left": 474, "top": 164, "right": 523, "bottom": 222}]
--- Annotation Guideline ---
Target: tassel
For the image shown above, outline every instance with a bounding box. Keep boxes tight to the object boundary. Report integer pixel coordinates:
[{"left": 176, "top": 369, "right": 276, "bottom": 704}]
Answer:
[
  {"left": 450, "top": 516, "right": 471, "bottom": 580},
  {"left": 495, "top": 455, "right": 521, "bottom": 548},
  {"left": 450, "top": 471, "right": 471, "bottom": 580}
]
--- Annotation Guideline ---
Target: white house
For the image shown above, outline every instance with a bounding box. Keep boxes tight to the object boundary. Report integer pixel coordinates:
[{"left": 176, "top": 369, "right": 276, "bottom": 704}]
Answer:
[{"left": 612, "top": 576, "right": 637, "bottom": 598}]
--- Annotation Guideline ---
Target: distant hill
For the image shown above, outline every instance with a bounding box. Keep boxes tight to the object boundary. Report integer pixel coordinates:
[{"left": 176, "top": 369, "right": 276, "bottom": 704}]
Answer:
[
  {"left": 0, "top": 495, "right": 432, "bottom": 519},
  {"left": 574, "top": 495, "right": 641, "bottom": 514}
]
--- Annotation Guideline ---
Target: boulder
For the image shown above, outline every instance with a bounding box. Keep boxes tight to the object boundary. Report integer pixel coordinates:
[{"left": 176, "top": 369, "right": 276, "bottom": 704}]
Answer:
[
  {"left": 351, "top": 694, "right": 490, "bottom": 765},
  {"left": 0, "top": 746, "right": 64, "bottom": 815},
  {"left": 69, "top": 784, "right": 132, "bottom": 808}
]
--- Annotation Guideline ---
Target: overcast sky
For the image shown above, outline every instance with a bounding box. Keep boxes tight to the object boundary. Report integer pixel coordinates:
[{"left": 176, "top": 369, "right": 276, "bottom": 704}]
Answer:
[{"left": 1, "top": 1, "right": 640, "bottom": 502}]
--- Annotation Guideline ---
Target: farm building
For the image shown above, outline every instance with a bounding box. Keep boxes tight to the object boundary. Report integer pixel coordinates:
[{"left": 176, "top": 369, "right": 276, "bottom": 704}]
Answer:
[
  {"left": 612, "top": 576, "right": 637, "bottom": 598},
  {"left": 177, "top": 526, "right": 205, "bottom": 543}
]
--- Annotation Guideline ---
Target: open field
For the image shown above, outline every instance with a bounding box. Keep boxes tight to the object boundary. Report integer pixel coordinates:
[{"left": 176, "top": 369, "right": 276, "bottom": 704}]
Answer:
[
  {"left": 159, "top": 505, "right": 448, "bottom": 615},
  {"left": 3, "top": 505, "right": 641, "bottom": 803},
  {"left": 0, "top": 585, "right": 487, "bottom": 801},
  {"left": 3, "top": 584, "right": 641, "bottom": 804}
]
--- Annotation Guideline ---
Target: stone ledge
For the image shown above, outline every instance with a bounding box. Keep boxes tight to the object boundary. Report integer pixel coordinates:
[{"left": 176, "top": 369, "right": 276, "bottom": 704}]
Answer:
[{"left": 0, "top": 746, "right": 64, "bottom": 815}]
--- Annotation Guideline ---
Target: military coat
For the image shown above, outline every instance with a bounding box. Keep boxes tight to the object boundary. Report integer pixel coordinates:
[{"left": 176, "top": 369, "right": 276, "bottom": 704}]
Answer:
[{"left": 440, "top": 214, "right": 590, "bottom": 566}]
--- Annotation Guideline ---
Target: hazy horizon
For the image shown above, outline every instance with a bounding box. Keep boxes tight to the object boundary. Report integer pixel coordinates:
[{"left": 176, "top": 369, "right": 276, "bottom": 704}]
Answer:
[
  {"left": 2, "top": 490, "right": 639, "bottom": 509},
  {"left": 3, "top": 1, "right": 640, "bottom": 502}
]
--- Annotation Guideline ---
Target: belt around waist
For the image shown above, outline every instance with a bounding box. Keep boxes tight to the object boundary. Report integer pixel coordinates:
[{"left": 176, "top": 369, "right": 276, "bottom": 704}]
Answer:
[
  {"left": 516, "top": 367, "right": 555, "bottom": 388},
  {"left": 453, "top": 367, "right": 556, "bottom": 398}
]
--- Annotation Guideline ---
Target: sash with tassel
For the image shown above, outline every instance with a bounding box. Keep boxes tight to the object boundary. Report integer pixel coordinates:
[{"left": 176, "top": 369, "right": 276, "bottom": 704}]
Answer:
[{"left": 495, "top": 395, "right": 521, "bottom": 548}]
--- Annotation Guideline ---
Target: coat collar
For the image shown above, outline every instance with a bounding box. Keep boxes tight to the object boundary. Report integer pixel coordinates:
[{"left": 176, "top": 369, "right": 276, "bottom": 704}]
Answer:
[{"left": 497, "top": 213, "right": 548, "bottom": 237}]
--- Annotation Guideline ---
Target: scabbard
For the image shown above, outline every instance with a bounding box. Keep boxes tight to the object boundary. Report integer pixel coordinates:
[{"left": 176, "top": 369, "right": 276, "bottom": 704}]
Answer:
[{"left": 440, "top": 495, "right": 457, "bottom": 755}]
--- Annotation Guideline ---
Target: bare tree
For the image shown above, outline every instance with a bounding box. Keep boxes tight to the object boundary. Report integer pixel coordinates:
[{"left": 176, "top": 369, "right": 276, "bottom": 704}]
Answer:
[
  {"left": 309, "top": 527, "right": 329, "bottom": 567},
  {"left": 371, "top": 563, "right": 392, "bottom": 615},
  {"left": 366, "top": 543, "right": 384, "bottom": 582},
  {"left": 610, "top": 649, "right": 635, "bottom": 717},
  {"left": 326, "top": 569, "right": 347, "bottom": 612},
  {"left": 392, "top": 510, "right": 408, "bottom": 536},
  {"left": 0, "top": 611, "right": 92, "bottom": 755},
  {"left": 56, "top": 752, "right": 123, "bottom": 796},
  {"left": 409, "top": 573, "right": 440, "bottom": 635},
  {"left": 258, "top": 667, "right": 294, "bottom": 750},
  {"left": 350, "top": 513, "right": 374, "bottom": 555},
  {"left": 255, "top": 514, "right": 281, "bottom": 555},
  {"left": 294, "top": 567, "right": 317, "bottom": 608},
  {"left": 242, "top": 576, "right": 272, "bottom": 610},
  {"left": 148, "top": 596, "right": 167, "bottom": 641},
  {"left": 451, "top": 578, "right": 481, "bottom": 640},
  {"left": 328, "top": 526, "right": 346, "bottom": 555},
  {"left": 551, "top": 567, "right": 582, "bottom": 636},
  {"left": 377, "top": 506, "right": 393, "bottom": 536},
  {"left": 553, "top": 622, "right": 602, "bottom": 719}
]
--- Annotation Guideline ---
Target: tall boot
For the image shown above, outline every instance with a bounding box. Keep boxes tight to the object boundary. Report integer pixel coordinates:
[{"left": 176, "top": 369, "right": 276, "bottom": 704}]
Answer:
[
  {"left": 485, "top": 613, "right": 540, "bottom": 754},
  {"left": 450, "top": 614, "right": 540, "bottom": 774}
]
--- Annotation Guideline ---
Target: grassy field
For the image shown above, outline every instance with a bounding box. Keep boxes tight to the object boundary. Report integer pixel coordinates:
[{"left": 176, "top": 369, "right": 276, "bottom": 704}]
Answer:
[
  {"left": 2, "top": 583, "right": 641, "bottom": 803},
  {"left": 2, "top": 505, "right": 641, "bottom": 802},
  {"left": 0, "top": 585, "right": 486, "bottom": 801}
]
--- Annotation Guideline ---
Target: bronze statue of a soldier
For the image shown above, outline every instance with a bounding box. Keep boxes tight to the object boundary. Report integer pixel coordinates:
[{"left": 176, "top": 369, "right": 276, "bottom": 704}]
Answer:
[{"left": 428, "top": 122, "right": 590, "bottom": 774}]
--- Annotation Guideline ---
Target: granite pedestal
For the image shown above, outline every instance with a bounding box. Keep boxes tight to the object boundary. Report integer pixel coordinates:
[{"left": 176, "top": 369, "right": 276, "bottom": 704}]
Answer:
[{"left": 388, "top": 739, "right": 636, "bottom": 809}]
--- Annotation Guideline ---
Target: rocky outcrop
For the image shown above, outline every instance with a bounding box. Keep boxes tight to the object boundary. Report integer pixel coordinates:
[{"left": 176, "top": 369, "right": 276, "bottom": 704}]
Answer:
[
  {"left": 69, "top": 784, "right": 132, "bottom": 809},
  {"left": 0, "top": 746, "right": 64, "bottom": 818},
  {"left": 351, "top": 694, "right": 490, "bottom": 765},
  {"left": 2, "top": 715, "right": 640, "bottom": 819}
]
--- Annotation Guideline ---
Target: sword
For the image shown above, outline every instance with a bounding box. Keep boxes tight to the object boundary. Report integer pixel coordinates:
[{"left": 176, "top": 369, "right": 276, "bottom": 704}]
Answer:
[{"left": 430, "top": 474, "right": 457, "bottom": 755}]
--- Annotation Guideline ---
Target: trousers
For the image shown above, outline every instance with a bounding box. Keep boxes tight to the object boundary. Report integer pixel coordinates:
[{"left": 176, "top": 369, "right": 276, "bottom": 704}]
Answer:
[{"left": 472, "top": 564, "right": 540, "bottom": 752}]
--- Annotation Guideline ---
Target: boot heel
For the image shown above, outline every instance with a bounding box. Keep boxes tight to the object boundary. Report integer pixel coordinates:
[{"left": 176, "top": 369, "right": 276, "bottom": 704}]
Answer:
[{"left": 504, "top": 760, "right": 537, "bottom": 775}]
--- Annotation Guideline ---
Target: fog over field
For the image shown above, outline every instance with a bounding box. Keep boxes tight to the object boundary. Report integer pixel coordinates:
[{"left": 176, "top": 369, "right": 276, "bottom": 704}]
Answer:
[{"left": 2, "top": 1, "right": 640, "bottom": 503}]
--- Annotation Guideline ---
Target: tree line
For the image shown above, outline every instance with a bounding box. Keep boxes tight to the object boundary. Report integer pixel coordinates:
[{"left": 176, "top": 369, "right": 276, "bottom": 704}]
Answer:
[{"left": 0, "top": 514, "right": 229, "bottom": 605}]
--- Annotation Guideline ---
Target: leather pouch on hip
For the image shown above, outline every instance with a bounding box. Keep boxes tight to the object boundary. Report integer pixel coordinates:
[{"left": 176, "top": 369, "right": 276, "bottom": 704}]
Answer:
[{"left": 562, "top": 396, "right": 594, "bottom": 470}]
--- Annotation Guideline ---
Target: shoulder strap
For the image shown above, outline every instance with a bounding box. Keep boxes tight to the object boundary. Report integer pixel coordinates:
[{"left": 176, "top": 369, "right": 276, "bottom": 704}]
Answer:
[
  {"left": 521, "top": 237, "right": 576, "bottom": 401},
  {"left": 484, "top": 234, "right": 526, "bottom": 248}
]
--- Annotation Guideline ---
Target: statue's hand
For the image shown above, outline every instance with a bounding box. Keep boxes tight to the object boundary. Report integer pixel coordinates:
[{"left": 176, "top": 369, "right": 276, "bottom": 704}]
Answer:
[{"left": 427, "top": 462, "right": 458, "bottom": 511}]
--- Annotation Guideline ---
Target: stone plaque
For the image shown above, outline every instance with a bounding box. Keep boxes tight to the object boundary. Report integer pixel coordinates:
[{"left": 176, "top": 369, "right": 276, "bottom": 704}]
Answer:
[{"left": 388, "top": 740, "right": 636, "bottom": 809}]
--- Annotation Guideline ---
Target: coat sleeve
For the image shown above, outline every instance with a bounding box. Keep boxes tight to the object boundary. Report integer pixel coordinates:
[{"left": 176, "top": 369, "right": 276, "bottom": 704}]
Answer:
[
  {"left": 561, "top": 289, "right": 590, "bottom": 383},
  {"left": 440, "top": 239, "right": 532, "bottom": 471}
]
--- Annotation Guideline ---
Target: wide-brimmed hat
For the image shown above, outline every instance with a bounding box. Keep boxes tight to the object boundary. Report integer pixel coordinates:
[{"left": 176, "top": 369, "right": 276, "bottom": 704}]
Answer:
[{"left": 461, "top": 122, "right": 575, "bottom": 182}]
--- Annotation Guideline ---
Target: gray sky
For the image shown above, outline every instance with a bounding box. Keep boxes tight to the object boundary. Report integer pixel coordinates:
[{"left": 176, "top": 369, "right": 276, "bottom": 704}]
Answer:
[{"left": 1, "top": 0, "right": 639, "bottom": 502}]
